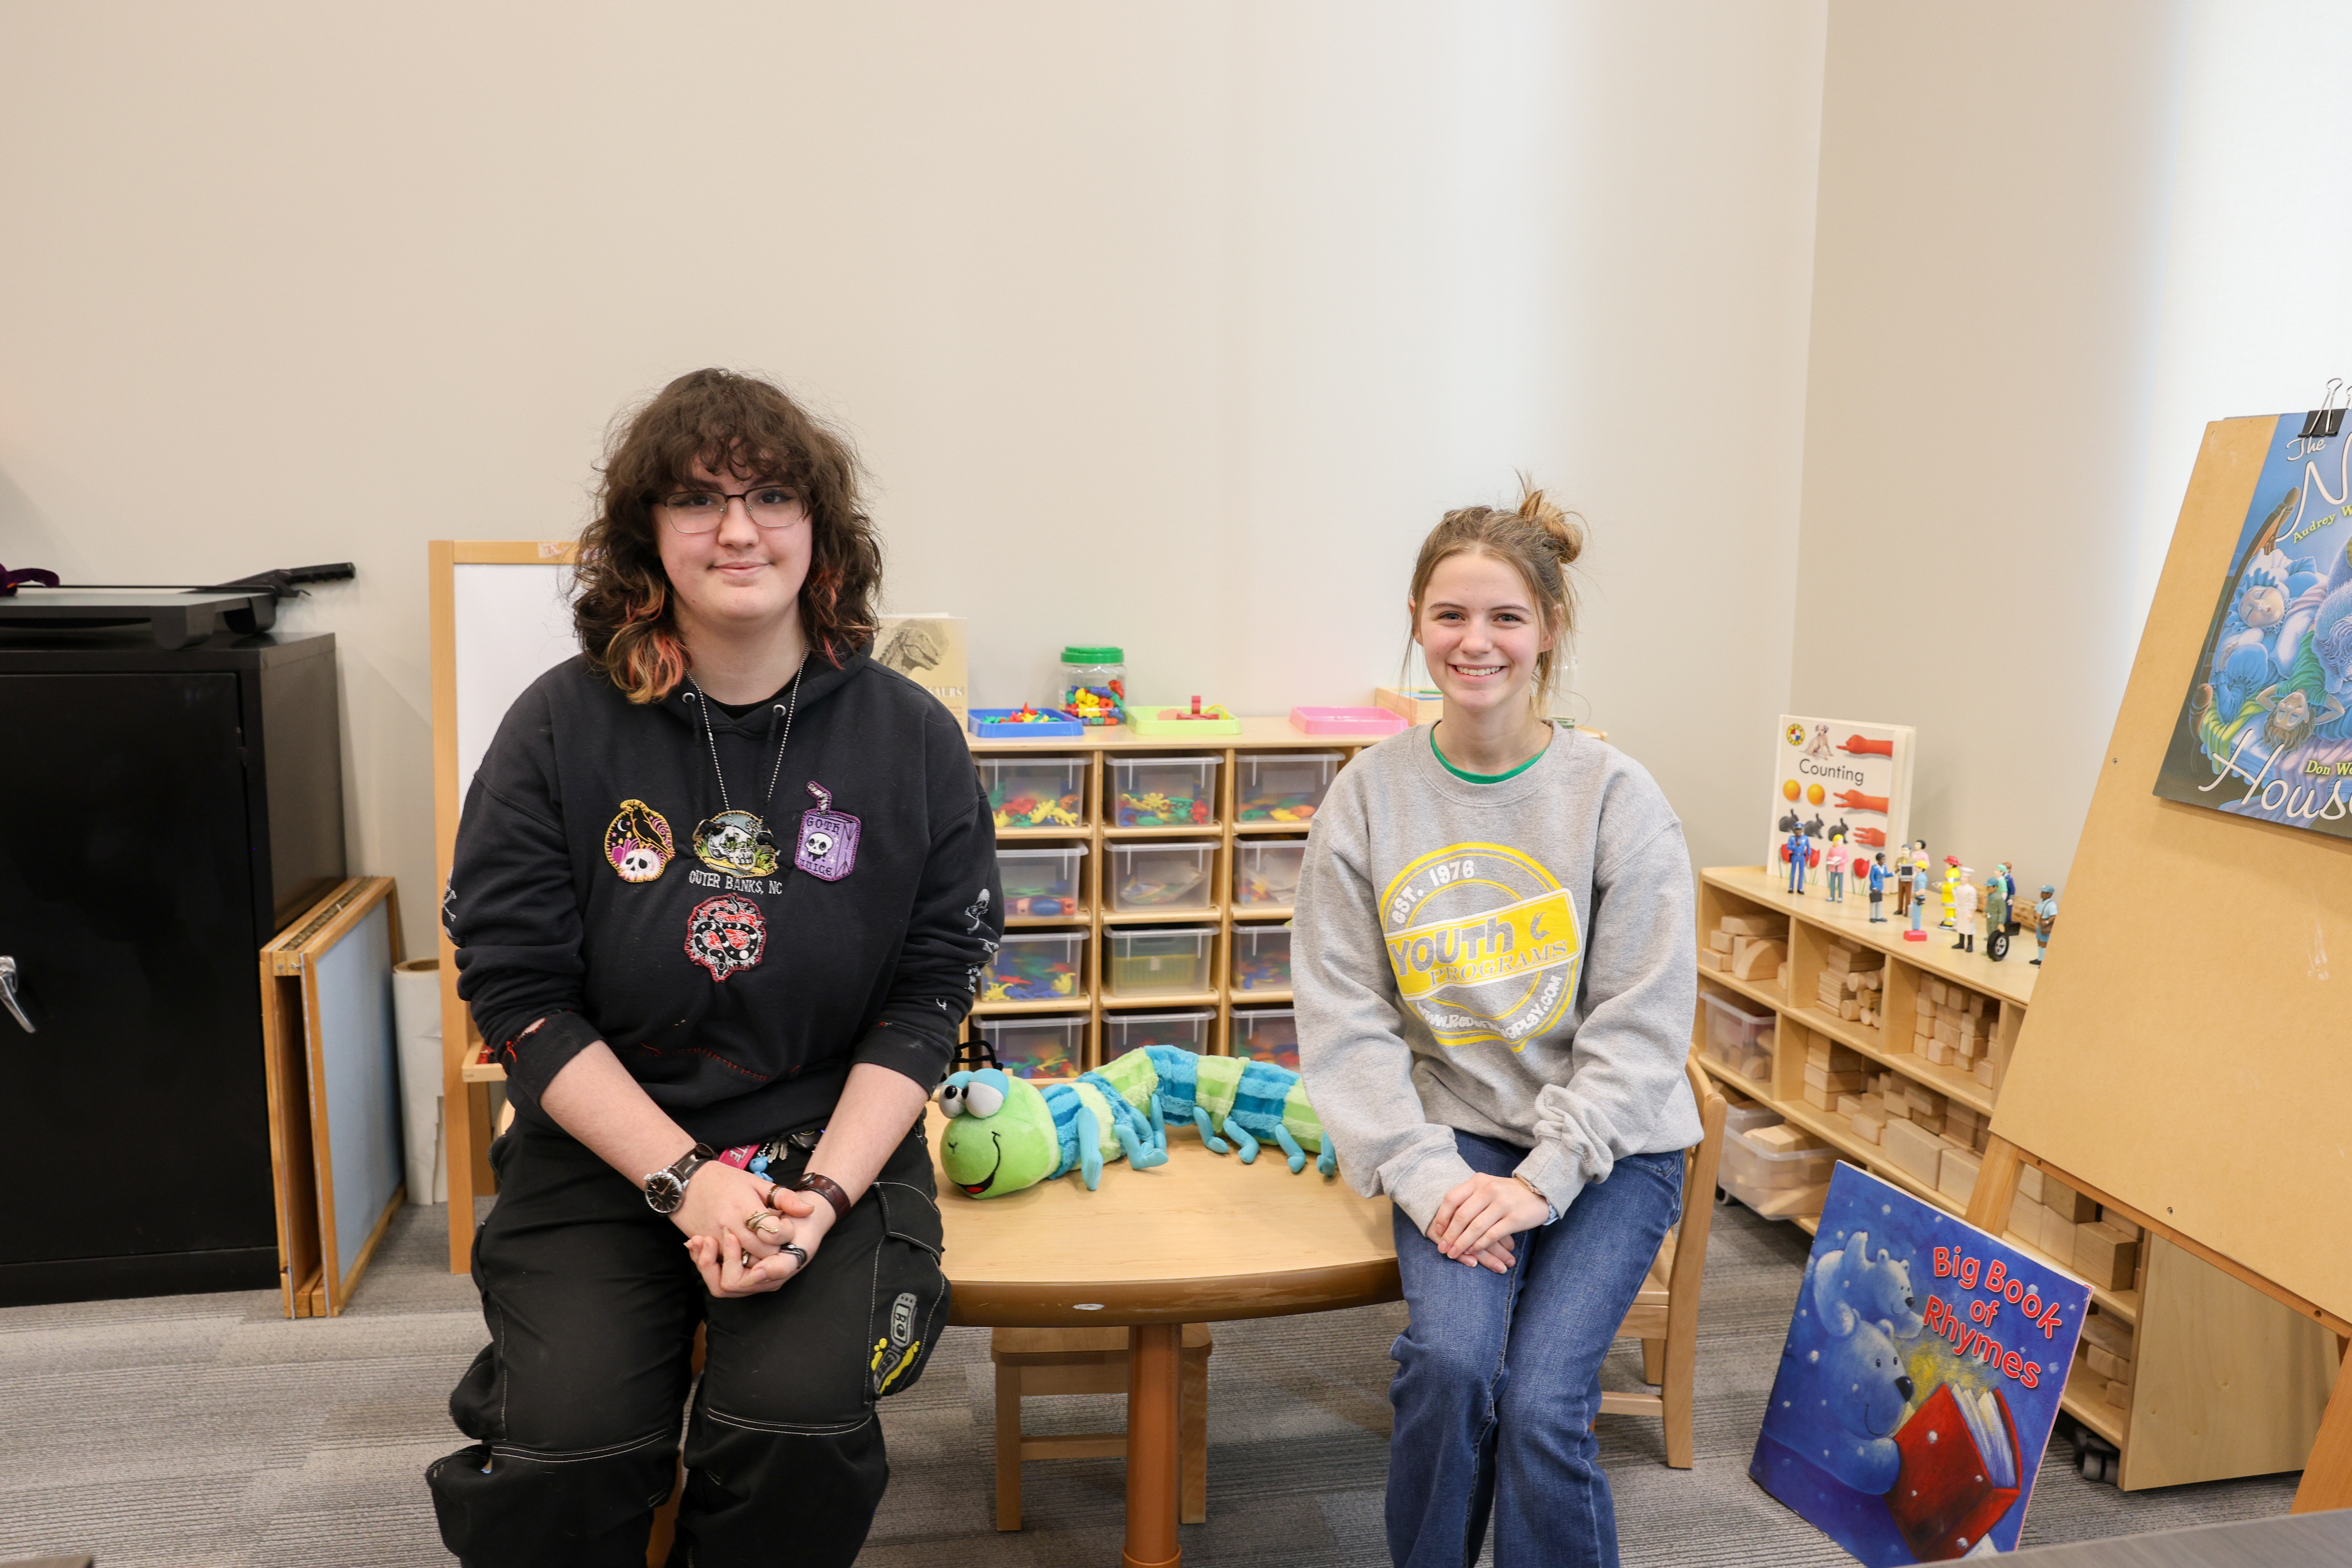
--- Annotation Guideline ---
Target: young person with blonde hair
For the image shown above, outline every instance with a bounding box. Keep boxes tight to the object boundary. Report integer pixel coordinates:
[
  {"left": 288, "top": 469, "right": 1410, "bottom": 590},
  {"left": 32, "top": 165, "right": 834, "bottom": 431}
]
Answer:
[
  {"left": 1294, "top": 485, "right": 1700, "bottom": 1568},
  {"left": 429, "top": 369, "right": 1000, "bottom": 1566}
]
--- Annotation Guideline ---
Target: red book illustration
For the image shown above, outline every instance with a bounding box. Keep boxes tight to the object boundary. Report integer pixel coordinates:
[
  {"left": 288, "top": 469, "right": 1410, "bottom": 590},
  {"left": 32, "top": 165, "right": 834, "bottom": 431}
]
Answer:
[
  {"left": 1840, "top": 734, "right": 1896, "bottom": 757},
  {"left": 1886, "top": 1382, "right": 2023, "bottom": 1561}
]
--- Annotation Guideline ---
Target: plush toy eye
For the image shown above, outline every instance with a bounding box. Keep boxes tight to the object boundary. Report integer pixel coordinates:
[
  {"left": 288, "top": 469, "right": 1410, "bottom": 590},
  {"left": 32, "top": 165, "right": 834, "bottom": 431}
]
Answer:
[
  {"left": 964, "top": 1079, "right": 1006, "bottom": 1118},
  {"left": 936, "top": 1071, "right": 971, "bottom": 1117}
]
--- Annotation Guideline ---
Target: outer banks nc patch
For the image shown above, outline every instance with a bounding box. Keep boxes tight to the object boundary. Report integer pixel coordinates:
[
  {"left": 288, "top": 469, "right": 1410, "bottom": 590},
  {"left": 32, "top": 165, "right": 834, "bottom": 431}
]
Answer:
[
  {"left": 685, "top": 893, "right": 767, "bottom": 981},
  {"left": 604, "top": 799, "right": 675, "bottom": 883},
  {"left": 1379, "top": 842, "right": 1582, "bottom": 1050}
]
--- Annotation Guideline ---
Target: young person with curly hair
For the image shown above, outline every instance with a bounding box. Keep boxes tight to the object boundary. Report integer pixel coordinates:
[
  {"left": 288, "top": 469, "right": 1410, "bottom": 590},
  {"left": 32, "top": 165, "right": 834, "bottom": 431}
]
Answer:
[
  {"left": 428, "top": 368, "right": 1001, "bottom": 1567},
  {"left": 1294, "top": 486, "right": 1700, "bottom": 1568}
]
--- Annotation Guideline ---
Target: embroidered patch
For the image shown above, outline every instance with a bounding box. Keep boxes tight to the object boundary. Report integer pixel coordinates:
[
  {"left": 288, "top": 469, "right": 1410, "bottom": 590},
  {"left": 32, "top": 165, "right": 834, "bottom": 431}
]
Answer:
[
  {"left": 684, "top": 893, "right": 767, "bottom": 981},
  {"left": 796, "top": 782, "right": 862, "bottom": 882},
  {"left": 692, "top": 809, "right": 780, "bottom": 876},
  {"left": 603, "top": 799, "right": 675, "bottom": 883}
]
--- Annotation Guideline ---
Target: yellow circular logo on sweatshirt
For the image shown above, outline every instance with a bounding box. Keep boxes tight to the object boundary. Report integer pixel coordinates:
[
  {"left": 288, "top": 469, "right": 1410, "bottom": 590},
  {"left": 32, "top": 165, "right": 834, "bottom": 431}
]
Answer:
[{"left": 1379, "top": 842, "right": 1583, "bottom": 1050}]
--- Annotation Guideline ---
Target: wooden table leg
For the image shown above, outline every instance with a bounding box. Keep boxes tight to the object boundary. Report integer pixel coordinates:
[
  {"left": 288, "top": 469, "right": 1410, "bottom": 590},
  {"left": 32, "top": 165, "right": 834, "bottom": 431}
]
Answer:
[
  {"left": 1123, "top": 1323, "right": 1182, "bottom": 1568},
  {"left": 2291, "top": 1340, "right": 2352, "bottom": 1514}
]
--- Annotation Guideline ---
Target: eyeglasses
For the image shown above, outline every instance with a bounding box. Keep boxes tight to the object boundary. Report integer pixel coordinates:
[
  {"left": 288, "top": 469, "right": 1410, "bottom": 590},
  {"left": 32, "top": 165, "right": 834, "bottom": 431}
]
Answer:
[{"left": 655, "top": 484, "right": 806, "bottom": 534}]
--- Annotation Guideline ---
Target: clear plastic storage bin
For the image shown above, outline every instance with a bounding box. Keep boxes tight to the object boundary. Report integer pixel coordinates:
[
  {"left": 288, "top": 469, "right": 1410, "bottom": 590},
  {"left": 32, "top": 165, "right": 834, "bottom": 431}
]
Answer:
[
  {"left": 1699, "top": 990, "right": 1775, "bottom": 1083},
  {"left": 1232, "top": 1006, "right": 1299, "bottom": 1071},
  {"left": 1235, "top": 752, "right": 1341, "bottom": 823},
  {"left": 1718, "top": 1121, "right": 1835, "bottom": 1217},
  {"left": 1109, "top": 755, "right": 1220, "bottom": 828},
  {"left": 1109, "top": 840, "right": 1218, "bottom": 913},
  {"left": 978, "top": 1014, "right": 1087, "bottom": 1080},
  {"left": 1106, "top": 926, "right": 1215, "bottom": 998},
  {"left": 980, "top": 930, "right": 1088, "bottom": 1004},
  {"left": 1231, "top": 924, "right": 1292, "bottom": 993},
  {"left": 1233, "top": 840, "right": 1306, "bottom": 910},
  {"left": 997, "top": 844, "right": 1087, "bottom": 919},
  {"left": 978, "top": 755, "right": 1089, "bottom": 831},
  {"left": 1104, "top": 1009, "right": 1213, "bottom": 1062}
]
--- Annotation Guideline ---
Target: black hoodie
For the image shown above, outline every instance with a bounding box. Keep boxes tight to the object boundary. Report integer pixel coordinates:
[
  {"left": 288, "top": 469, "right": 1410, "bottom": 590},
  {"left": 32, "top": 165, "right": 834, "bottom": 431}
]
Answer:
[{"left": 447, "top": 647, "right": 1002, "bottom": 1149}]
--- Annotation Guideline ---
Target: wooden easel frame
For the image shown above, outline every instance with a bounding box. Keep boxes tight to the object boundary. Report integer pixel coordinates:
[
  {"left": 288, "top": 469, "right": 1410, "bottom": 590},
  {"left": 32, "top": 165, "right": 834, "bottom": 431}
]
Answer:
[
  {"left": 431, "top": 539, "right": 579, "bottom": 1272},
  {"left": 258, "top": 875, "right": 408, "bottom": 1316}
]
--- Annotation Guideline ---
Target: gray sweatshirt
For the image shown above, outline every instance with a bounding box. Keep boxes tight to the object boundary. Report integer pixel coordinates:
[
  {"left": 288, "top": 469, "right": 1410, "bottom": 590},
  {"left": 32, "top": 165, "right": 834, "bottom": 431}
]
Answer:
[{"left": 1293, "top": 724, "right": 1702, "bottom": 1233}]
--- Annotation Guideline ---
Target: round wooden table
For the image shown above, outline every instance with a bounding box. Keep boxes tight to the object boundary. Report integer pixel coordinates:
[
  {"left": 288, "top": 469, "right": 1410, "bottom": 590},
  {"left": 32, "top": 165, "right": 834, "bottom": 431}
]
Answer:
[{"left": 929, "top": 1107, "right": 1401, "bottom": 1568}]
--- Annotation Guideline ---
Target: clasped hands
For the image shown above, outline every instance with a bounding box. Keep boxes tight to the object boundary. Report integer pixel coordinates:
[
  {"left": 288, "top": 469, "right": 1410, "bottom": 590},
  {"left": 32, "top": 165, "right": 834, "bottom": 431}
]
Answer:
[
  {"left": 1428, "top": 1171, "right": 1551, "bottom": 1274},
  {"left": 673, "top": 1159, "right": 833, "bottom": 1298}
]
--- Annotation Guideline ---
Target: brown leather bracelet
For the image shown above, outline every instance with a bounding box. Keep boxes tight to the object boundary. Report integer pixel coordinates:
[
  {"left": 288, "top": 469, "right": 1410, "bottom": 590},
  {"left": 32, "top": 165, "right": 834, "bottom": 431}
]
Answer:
[{"left": 791, "top": 1171, "right": 853, "bottom": 1222}]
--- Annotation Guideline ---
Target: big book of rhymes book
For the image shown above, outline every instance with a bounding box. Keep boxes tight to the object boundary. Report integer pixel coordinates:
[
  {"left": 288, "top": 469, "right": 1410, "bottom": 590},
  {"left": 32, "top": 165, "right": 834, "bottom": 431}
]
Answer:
[{"left": 1750, "top": 1164, "right": 2089, "bottom": 1563}]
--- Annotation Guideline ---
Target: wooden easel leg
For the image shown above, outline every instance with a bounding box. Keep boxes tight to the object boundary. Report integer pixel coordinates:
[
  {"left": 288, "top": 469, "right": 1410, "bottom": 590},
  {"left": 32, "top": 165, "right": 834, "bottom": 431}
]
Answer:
[
  {"left": 1123, "top": 1324, "right": 1182, "bottom": 1568},
  {"left": 996, "top": 1362, "right": 1025, "bottom": 1531},
  {"left": 2292, "top": 1345, "right": 2352, "bottom": 1514},
  {"left": 1964, "top": 1136, "right": 2023, "bottom": 1235},
  {"left": 444, "top": 1060, "right": 476, "bottom": 1274}
]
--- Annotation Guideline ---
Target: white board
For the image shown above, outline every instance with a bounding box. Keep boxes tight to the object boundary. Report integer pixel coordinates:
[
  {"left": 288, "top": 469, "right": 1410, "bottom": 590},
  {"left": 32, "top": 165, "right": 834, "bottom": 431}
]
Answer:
[
  {"left": 313, "top": 898, "right": 403, "bottom": 1284},
  {"left": 452, "top": 562, "right": 580, "bottom": 800}
]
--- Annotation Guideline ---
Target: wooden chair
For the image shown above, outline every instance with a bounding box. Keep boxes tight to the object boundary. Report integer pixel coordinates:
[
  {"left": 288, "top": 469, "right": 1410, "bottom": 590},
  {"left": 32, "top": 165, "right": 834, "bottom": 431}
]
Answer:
[
  {"left": 989, "top": 1324, "right": 1214, "bottom": 1530},
  {"left": 1595, "top": 1057, "right": 1728, "bottom": 1468}
]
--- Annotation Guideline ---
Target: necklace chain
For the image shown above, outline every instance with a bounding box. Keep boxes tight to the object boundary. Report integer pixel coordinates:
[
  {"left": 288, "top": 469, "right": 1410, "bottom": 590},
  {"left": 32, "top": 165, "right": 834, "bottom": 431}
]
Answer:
[{"left": 688, "top": 654, "right": 807, "bottom": 817}]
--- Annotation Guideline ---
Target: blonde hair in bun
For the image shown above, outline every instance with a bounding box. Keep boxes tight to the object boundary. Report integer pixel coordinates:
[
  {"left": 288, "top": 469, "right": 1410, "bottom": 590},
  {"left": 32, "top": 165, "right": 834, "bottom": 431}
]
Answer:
[{"left": 1407, "top": 474, "right": 1584, "bottom": 708}]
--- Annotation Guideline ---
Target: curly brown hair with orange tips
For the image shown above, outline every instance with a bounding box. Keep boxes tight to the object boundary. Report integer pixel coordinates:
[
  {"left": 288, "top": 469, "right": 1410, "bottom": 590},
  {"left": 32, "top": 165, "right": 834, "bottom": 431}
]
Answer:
[{"left": 573, "top": 368, "right": 884, "bottom": 703}]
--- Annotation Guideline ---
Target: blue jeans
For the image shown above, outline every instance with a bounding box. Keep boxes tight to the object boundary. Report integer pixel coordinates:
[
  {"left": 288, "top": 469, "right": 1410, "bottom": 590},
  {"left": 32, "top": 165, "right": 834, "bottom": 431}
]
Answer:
[{"left": 1387, "top": 1132, "right": 1684, "bottom": 1568}]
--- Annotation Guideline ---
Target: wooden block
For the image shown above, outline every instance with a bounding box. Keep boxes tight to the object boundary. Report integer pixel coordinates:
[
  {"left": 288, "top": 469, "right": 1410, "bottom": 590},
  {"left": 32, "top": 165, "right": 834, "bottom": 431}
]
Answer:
[
  {"left": 1708, "top": 929, "right": 1734, "bottom": 954},
  {"left": 1740, "top": 1054, "right": 1771, "bottom": 1081},
  {"left": 2074, "top": 1223, "right": 2140, "bottom": 1291},
  {"left": 1938, "top": 1145, "right": 1982, "bottom": 1205},
  {"left": 2100, "top": 1210, "right": 2141, "bottom": 1240},
  {"left": 2104, "top": 1378, "right": 2132, "bottom": 1409},
  {"left": 1915, "top": 993, "right": 1935, "bottom": 1017},
  {"left": 1801, "top": 1083, "right": 1832, "bottom": 1109},
  {"left": 1824, "top": 947, "right": 1853, "bottom": 973},
  {"left": 1910, "top": 1112, "right": 1946, "bottom": 1136},
  {"left": 1835, "top": 1093, "right": 1863, "bottom": 1118},
  {"left": 1971, "top": 1124, "right": 1989, "bottom": 1152},
  {"left": 1776, "top": 961, "right": 1788, "bottom": 989},
  {"left": 2006, "top": 1194, "right": 2048, "bottom": 1243},
  {"left": 1923, "top": 1039, "right": 1953, "bottom": 1066},
  {"left": 1719, "top": 913, "right": 1778, "bottom": 937},
  {"left": 1732, "top": 940, "right": 1785, "bottom": 981},
  {"left": 2017, "top": 1164, "right": 2043, "bottom": 1203},
  {"left": 1751, "top": 1123, "right": 1806, "bottom": 1152},
  {"left": 2045, "top": 1183, "right": 2098, "bottom": 1224},
  {"left": 1928, "top": 979, "right": 1948, "bottom": 1006},
  {"left": 1802, "top": 1064, "right": 1866, "bottom": 1093},
  {"left": 1699, "top": 949, "right": 1726, "bottom": 971},
  {"left": 2084, "top": 1343, "right": 2131, "bottom": 1383},
  {"left": 1972, "top": 1056, "right": 1996, "bottom": 1089},
  {"left": 1849, "top": 1111, "right": 1884, "bottom": 1143},
  {"left": 1731, "top": 935, "right": 1756, "bottom": 967},
  {"left": 1840, "top": 998, "right": 1861, "bottom": 1021},
  {"left": 1966, "top": 992, "right": 1985, "bottom": 1016},
  {"left": 1937, "top": 1132, "right": 1971, "bottom": 1153},
  {"left": 1881, "top": 1118, "right": 1946, "bottom": 1186},
  {"left": 2042, "top": 1215, "right": 2080, "bottom": 1266},
  {"left": 2079, "top": 1311, "right": 2134, "bottom": 1358}
]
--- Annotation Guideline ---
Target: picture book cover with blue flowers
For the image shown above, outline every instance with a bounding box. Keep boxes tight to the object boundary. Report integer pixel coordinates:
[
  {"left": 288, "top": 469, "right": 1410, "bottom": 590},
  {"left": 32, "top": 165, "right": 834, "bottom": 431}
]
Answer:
[
  {"left": 1751, "top": 1164, "right": 2090, "bottom": 1563},
  {"left": 2155, "top": 413, "right": 2352, "bottom": 836}
]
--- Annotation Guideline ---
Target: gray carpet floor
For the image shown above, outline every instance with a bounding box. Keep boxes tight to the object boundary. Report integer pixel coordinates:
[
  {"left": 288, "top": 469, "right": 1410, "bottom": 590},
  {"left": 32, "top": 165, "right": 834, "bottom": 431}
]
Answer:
[{"left": 0, "top": 1196, "right": 2301, "bottom": 1566}]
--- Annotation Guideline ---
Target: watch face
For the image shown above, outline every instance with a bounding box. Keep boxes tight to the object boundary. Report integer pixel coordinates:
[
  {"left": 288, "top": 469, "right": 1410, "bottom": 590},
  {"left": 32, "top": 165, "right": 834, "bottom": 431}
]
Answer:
[{"left": 645, "top": 1170, "right": 686, "bottom": 1214}]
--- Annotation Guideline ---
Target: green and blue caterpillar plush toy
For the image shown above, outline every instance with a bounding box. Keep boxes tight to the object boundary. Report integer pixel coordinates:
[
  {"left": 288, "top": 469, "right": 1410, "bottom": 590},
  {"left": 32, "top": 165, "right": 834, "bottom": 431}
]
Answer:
[{"left": 937, "top": 1045, "right": 1338, "bottom": 1197}]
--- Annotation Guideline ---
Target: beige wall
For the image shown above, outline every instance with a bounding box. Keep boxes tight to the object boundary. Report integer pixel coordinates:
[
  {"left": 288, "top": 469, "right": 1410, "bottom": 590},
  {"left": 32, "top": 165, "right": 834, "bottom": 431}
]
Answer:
[
  {"left": 1785, "top": 2, "right": 2189, "bottom": 897},
  {"left": 0, "top": 4, "right": 1828, "bottom": 954}
]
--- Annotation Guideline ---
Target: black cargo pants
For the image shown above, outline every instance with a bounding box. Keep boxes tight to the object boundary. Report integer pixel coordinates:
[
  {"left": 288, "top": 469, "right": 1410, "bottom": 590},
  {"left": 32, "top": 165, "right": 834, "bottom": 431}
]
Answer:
[{"left": 426, "top": 1117, "right": 949, "bottom": 1568}]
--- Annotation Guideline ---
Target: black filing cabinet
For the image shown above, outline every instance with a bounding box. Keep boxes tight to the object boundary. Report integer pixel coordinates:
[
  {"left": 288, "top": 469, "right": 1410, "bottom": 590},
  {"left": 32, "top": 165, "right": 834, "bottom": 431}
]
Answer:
[{"left": 0, "top": 631, "right": 344, "bottom": 1305}]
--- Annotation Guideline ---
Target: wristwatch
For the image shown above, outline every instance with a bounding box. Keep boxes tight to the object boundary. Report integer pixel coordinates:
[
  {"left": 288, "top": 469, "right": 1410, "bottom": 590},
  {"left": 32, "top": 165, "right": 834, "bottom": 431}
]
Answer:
[{"left": 643, "top": 1143, "right": 719, "bottom": 1214}]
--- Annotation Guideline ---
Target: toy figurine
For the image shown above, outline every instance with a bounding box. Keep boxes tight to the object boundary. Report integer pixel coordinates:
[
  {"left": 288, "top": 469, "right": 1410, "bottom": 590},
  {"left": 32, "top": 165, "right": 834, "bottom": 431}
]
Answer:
[
  {"left": 2033, "top": 885, "right": 2058, "bottom": 965},
  {"left": 1894, "top": 853, "right": 1915, "bottom": 922},
  {"left": 1782, "top": 811, "right": 1814, "bottom": 895},
  {"left": 1867, "top": 851, "right": 1889, "bottom": 922},
  {"left": 1939, "top": 855, "right": 1961, "bottom": 928},
  {"left": 1982, "top": 872, "right": 2009, "bottom": 961},
  {"left": 1823, "top": 831, "right": 1848, "bottom": 904},
  {"left": 1950, "top": 866, "right": 1979, "bottom": 953},
  {"left": 1995, "top": 862, "right": 2021, "bottom": 934},
  {"left": 1906, "top": 848, "right": 1931, "bottom": 940}
]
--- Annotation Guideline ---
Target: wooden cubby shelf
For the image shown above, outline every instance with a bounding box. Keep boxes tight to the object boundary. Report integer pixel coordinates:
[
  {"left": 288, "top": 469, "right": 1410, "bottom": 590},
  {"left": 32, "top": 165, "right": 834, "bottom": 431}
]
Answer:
[
  {"left": 1697, "top": 865, "right": 2328, "bottom": 1491},
  {"left": 969, "top": 718, "right": 1355, "bottom": 1069}
]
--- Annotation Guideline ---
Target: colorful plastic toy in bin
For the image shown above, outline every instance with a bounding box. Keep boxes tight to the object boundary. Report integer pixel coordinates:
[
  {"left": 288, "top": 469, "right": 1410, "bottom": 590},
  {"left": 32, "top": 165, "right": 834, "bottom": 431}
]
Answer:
[
  {"left": 1103, "top": 1009, "right": 1213, "bottom": 1062},
  {"left": 1128, "top": 695, "right": 1241, "bottom": 737},
  {"left": 1060, "top": 644, "right": 1127, "bottom": 726},
  {"left": 1109, "top": 840, "right": 1216, "bottom": 913},
  {"left": 1106, "top": 926, "right": 1214, "bottom": 998},
  {"left": 1236, "top": 751, "right": 1341, "bottom": 822},
  {"left": 978, "top": 755, "right": 1088, "bottom": 830},
  {"left": 1232, "top": 1007, "right": 1300, "bottom": 1071},
  {"left": 969, "top": 705, "right": 1086, "bottom": 739},
  {"left": 1109, "top": 754, "right": 1220, "bottom": 828},
  {"left": 1232, "top": 923, "right": 1292, "bottom": 993},
  {"left": 980, "top": 931, "right": 1088, "bottom": 1003},
  {"left": 978, "top": 1014, "right": 1087, "bottom": 1080},
  {"left": 997, "top": 844, "right": 1087, "bottom": 918}
]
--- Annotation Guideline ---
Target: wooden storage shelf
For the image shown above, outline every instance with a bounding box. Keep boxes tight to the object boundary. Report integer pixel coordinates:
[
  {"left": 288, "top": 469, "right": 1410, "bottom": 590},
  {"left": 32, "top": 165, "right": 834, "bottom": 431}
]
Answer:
[
  {"left": 1697, "top": 865, "right": 2321, "bottom": 1491},
  {"left": 969, "top": 724, "right": 1372, "bottom": 1072}
]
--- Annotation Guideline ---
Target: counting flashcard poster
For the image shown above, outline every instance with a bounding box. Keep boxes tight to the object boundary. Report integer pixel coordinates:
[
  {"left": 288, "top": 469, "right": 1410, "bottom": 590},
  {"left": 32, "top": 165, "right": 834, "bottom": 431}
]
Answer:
[
  {"left": 1767, "top": 715, "right": 1916, "bottom": 889},
  {"left": 1751, "top": 1165, "right": 2089, "bottom": 1564},
  {"left": 2153, "top": 412, "right": 2352, "bottom": 838}
]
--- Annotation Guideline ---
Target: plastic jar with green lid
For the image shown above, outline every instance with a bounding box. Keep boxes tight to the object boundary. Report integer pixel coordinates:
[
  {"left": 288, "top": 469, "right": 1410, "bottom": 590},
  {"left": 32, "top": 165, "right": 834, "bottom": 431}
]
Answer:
[{"left": 1060, "top": 644, "right": 1127, "bottom": 725}]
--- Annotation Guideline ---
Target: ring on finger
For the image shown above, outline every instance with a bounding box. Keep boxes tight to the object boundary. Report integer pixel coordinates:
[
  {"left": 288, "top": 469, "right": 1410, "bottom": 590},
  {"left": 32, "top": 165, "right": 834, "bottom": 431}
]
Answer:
[
  {"left": 779, "top": 1243, "right": 809, "bottom": 1269},
  {"left": 746, "top": 1211, "right": 780, "bottom": 1239}
]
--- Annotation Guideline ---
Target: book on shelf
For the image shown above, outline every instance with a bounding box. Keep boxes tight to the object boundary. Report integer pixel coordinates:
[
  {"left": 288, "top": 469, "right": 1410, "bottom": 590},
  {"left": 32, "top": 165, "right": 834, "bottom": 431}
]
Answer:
[
  {"left": 1766, "top": 715, "right": 1916, "bottom": 895},
  {"left": 874, "top": 612, "right": 968, "bottom": 724}
]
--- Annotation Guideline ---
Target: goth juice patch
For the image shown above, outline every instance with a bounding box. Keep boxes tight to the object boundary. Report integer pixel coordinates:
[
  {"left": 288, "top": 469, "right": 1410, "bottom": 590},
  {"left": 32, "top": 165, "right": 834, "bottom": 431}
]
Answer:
[{"left": 796, "top": 782, "right": 862, "bottom": 882}]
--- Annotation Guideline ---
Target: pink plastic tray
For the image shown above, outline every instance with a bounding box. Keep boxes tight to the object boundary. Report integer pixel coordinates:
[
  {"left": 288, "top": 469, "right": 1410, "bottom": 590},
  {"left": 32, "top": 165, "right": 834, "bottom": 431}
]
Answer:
[{"left": 1289, "top": 705, "right": 1409, "bottom": 736}]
